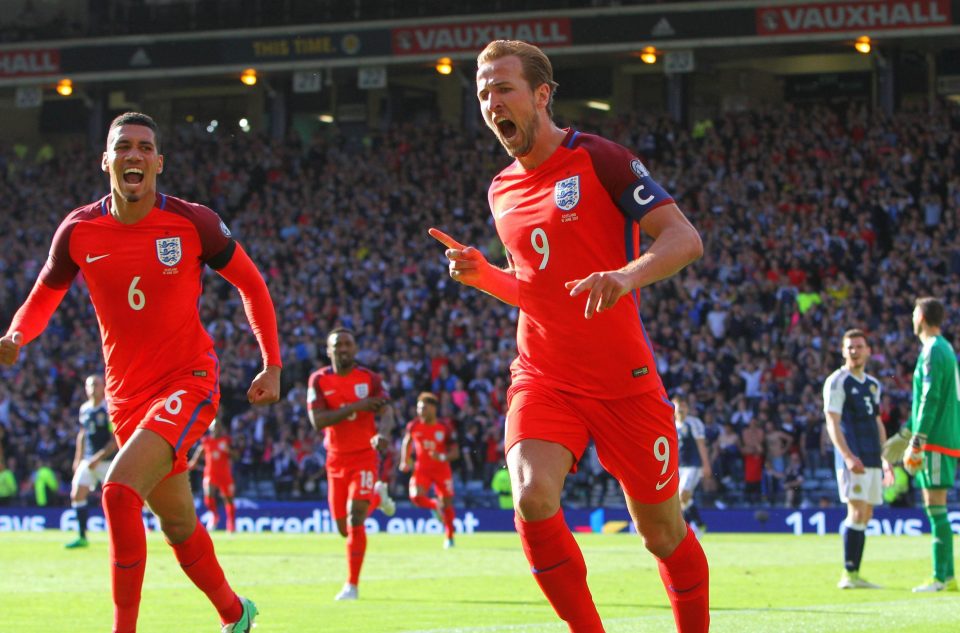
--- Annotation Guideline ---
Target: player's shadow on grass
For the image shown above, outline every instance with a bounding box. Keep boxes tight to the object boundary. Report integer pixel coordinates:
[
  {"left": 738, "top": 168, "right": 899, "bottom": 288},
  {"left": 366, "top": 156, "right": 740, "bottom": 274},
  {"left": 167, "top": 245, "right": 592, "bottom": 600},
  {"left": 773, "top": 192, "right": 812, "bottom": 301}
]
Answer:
[{"left": 375, "top": 596, "right": 675, "bottom": 610}]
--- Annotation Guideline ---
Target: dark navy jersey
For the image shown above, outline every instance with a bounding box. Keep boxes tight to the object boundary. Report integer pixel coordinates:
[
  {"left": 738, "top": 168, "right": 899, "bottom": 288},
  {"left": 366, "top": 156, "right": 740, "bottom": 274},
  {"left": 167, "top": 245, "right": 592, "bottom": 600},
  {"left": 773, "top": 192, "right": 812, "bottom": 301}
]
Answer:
[
  {"left": 823, "top": 368, "right": 882, "bottom": 469},
  {"left": 80, "top": 400, "right": 112, "bottom": 459},
  {"left": 677, "top": 415, "right": 706, "bottom": 468}
]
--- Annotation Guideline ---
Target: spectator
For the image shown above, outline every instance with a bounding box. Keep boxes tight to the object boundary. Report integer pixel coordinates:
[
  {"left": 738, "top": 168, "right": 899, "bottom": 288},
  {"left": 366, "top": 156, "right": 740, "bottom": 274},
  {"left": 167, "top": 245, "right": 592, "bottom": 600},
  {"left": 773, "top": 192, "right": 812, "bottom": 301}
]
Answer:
[
  {"left": 31, "top": 457, "right": 60, "bottom": 506},
  {"left": 0, "top": 457, "right": 16, "bottom": 505},
  {"left": 783, "top": 453, "right": 805, "bottom": 508},
  {"left": 490, "top": 459, "right": 512, "bottom": 510}
]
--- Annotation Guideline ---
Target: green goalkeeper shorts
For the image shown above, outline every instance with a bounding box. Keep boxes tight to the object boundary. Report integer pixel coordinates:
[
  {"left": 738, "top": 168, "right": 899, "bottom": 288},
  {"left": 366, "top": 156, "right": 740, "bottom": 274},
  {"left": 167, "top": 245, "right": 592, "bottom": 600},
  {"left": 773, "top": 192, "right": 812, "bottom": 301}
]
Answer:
[{"left": 915, "top": 451, "right": 957, "bottom": 489}]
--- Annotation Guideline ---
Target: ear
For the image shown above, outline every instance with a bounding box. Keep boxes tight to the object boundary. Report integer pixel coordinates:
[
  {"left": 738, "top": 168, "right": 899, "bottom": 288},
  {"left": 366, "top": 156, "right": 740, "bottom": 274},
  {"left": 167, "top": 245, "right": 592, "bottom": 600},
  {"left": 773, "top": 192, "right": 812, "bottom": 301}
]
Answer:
[
  {"left": 157, "top": 154, "right": 164, "bottom": 174},
  {"left": 101, "top": 152, "right": 109, "bottom": 173},
  {"left": 536, "top": 83, "right": 551, "bottom": 111}
]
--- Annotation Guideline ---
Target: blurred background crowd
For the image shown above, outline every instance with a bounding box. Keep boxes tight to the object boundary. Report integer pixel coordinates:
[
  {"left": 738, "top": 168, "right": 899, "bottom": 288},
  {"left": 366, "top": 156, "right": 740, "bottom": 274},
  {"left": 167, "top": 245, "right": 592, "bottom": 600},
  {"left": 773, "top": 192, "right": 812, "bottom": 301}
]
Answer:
[{"left": 0, "top": 98, "right": 958, "bottom": 510}]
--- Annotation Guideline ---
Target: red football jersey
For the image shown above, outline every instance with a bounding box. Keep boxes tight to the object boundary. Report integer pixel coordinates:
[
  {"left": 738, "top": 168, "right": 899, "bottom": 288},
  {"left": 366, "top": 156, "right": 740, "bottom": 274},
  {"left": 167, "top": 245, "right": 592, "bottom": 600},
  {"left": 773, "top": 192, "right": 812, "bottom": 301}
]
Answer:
[
  {"left": 405, "top": 417, "right": 455, "bottom": 467},
  {"left": 40, "top": 194, "right": 233, "bottom": 406},
  {"left": 201, "top": 435, "right": 232, "bottom": 481},
  {"left": 307, "top": 366, "right": 386, "bottom": 453},
  {"left": 489, "top": 129, "right": 674, "bottom": 398}
]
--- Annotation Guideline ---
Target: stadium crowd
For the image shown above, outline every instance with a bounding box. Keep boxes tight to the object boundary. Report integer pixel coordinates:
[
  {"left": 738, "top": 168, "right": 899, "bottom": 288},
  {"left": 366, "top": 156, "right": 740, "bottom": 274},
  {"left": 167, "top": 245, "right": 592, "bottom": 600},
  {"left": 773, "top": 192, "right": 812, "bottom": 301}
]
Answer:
[{"left": 0, "top": 97, "right": 958, "bottom": 510}]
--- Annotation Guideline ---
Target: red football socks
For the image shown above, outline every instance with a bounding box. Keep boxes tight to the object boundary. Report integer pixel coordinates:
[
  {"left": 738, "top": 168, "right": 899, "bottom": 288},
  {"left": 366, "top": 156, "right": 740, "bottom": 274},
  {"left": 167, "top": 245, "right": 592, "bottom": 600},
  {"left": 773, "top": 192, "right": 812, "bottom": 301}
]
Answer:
[
  {"left": 410, "top": 495, "right": 438, "bottom": 510},
  {"left": 443, "top": 505, "right": 456, "bottom": 539},
  {"left": 102, "top": 482, "right": 147, "bottom": 633},
  {"left": 225, "top": 502, "right": 236, "bottom": 533},
  {"left": 169, "top": 522, "right": 242, "bottom": 625},
  {"left": 657, "top": 526, "right": 710, "bottom": 633},
  {"left": 347, "top": 524, "right": 367, "bottom": 585},
  {"left": 516, "top": 510, "right": 604, "bottom": 633},
  {"left": 203, "top": 495, "right": 219, "bottom": 527},
  {"left": 366, "top": 492, "right": 381, "bottom": 516}
]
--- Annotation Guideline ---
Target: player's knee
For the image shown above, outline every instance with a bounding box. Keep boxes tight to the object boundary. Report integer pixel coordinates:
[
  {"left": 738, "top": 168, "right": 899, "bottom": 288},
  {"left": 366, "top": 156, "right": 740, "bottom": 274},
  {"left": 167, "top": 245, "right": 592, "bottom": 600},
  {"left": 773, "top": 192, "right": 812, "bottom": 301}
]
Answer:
[
  {"left": 514, "top": 483, "right": 559, "bottom": 521},
  {"left": 156, "top": 511, "right": 197, "bottom": 542},
  {"left": 638, "top": 517, "right": 686, "bottom": 558}
]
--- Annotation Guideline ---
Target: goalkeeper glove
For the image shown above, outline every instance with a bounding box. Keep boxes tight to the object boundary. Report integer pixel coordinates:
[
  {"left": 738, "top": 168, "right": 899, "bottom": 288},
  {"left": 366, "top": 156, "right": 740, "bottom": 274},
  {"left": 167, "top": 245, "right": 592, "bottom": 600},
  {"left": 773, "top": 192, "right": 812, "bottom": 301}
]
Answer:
[
  {"left": 903, "top": 433, "right": 926, "bottom": 476},
  {"left": 882, "top": 426, "right": 912, "bottom": 463}
]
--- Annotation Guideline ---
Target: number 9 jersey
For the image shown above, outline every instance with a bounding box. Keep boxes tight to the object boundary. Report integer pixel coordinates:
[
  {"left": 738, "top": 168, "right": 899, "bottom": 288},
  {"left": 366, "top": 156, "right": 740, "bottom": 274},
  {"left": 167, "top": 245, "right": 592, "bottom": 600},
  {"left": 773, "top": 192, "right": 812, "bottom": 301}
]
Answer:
[{"left": 489, "top": 128, "right": 674, "bottom": 399}]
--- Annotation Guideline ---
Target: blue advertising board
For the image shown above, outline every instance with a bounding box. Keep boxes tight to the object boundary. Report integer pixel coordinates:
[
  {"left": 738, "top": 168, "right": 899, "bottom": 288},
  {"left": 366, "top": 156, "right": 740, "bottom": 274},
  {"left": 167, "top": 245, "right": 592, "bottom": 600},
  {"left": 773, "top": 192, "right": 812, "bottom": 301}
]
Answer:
[{"left": 0, "top": 503, "right": 954, "bottom": 536}]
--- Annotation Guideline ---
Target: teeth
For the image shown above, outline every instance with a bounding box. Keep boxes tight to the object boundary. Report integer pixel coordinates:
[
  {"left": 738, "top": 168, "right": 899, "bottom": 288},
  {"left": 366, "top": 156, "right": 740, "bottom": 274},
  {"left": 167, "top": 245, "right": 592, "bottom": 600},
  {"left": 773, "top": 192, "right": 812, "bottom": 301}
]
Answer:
[{"left": 123, "top": 168, "right": 144, "bottom": 175}]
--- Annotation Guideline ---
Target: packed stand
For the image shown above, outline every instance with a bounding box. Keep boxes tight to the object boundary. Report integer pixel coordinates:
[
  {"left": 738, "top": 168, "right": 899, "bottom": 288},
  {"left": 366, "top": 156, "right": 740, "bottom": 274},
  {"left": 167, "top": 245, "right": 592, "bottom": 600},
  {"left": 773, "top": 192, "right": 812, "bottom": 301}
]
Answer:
[{"left": 0, "top": 99, "right": 958, "bottom": 510}]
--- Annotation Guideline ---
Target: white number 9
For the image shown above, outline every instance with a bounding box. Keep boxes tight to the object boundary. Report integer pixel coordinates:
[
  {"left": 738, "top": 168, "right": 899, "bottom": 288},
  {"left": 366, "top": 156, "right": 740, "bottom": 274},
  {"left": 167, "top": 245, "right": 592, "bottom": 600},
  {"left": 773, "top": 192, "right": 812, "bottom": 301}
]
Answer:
[
  {"left": 531, "top": 227, "right": 549, "bottom": 270},
  {"left": 653, "top": 436, "right": 670, "bottom": 475}
]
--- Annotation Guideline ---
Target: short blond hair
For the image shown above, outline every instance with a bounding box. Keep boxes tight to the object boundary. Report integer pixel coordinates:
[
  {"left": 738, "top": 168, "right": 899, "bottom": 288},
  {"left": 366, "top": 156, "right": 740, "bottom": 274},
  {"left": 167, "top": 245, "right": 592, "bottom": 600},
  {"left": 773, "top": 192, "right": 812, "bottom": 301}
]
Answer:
[{"left": 477, "top": 39, "right": 559, "bottom": 116}]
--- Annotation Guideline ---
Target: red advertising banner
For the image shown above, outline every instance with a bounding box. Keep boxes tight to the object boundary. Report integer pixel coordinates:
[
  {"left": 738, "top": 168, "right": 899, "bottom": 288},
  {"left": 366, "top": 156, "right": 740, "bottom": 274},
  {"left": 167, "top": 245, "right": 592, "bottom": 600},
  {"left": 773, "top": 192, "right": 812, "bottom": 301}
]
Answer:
[
  {"left": 392, "top": 18, "right": 572, "bottom": 55},
  {"left": 0, "top": 49, "right": 60, "bottom": 78},
  {"left": 757, "top": 0, "right": 952, "bottom": 35}
]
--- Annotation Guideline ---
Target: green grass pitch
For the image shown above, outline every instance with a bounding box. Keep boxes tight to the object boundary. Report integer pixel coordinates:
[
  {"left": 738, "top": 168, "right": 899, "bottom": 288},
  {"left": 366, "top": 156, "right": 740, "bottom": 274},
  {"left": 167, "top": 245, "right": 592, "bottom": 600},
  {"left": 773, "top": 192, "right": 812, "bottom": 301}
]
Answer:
[{"left": 2, "top": 530, "right": 958, "bottom": 632}]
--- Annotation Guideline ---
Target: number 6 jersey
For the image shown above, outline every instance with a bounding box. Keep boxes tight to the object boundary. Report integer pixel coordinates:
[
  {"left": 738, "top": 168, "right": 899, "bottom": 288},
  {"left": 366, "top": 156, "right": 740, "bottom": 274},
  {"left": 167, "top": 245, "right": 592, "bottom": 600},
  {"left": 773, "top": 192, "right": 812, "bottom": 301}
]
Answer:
[
  {"left": 489, "top": 128, "right": 674, "bottom": 399},
  {"left": 39, "top": 193, "right": 234, "bottom": 406}
]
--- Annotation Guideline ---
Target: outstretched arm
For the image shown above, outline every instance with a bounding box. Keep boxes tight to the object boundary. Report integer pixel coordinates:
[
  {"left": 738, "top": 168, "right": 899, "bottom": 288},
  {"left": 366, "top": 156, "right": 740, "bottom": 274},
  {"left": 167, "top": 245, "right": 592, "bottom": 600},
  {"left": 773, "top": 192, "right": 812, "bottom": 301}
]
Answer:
[
  {"left": 1, "top": 279, "right": 69, "bottom": 365},
  {"left": 428, "top": 228, "right": 520, "bottom": 307},
  {"left": 215, "top": 243, "right": 282, "bottom": 404}
]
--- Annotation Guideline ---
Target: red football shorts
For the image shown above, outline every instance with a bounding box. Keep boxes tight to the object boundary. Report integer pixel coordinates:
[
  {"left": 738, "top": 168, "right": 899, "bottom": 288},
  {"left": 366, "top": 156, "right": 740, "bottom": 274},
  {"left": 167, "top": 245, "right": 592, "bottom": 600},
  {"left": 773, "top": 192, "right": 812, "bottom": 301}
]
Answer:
[
  {"left": 326, "top": 448, "right": 379, "bottom": 520},
  {"left": 204, "top": 473, "right": 235, "bottom": 497},
  {"left": 410, "top": 462, "right": 455, "bottom": 499},
  {"left": 111, "top": 374, "right": 220, "bottom": 477},
  {"left": 505, "top": 381, "right": 678, "bottom": 504}
]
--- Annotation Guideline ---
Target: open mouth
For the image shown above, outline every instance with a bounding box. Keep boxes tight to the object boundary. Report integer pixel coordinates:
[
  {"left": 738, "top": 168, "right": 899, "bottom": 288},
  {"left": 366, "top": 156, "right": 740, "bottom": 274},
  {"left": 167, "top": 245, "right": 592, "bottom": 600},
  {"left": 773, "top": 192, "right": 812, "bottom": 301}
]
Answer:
[
  {"left": 496, "top": 118, "right": 518, "bottom": 140},
  {"left": 123, "top": 168, "right": 144, "bottom": 185}
]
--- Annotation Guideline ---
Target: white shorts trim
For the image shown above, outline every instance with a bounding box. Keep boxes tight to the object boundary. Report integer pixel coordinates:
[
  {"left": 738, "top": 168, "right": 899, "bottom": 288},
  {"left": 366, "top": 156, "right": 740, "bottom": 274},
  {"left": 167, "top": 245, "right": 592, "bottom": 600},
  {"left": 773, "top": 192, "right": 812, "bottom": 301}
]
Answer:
[
  {"left": 72, "top": 459, "right": 110, "bottom": 490},
  {"left": 678, "top": 466, "right": 703, "bottom": 493},
  {"left": 836, "top": 466, "right": 883, "bottom": 506}
]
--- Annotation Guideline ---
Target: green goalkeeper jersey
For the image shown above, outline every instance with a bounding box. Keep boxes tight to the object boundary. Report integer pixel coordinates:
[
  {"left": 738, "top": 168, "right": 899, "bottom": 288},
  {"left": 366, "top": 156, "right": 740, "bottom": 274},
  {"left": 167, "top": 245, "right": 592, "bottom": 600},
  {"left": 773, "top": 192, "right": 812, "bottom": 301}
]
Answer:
[{"left": 911, "top": 335, "right": 960, "bottom": 452}]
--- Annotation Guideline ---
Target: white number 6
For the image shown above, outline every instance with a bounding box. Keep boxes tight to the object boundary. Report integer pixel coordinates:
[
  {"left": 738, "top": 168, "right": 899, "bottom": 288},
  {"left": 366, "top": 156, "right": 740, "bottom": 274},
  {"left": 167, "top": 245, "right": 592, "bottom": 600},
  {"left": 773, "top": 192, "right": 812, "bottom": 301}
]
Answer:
[
  {"left": 531, "top": 227, "right": 550, "bottom": 270},
  {"left": 154, "top": 389, "right": 188, "bottom": 425},
  {"left": 653, "top": 436, "right": 670, "bottom": 475},
  {"left": 128, "top": 276, "right": 145, "bottom": 311}
]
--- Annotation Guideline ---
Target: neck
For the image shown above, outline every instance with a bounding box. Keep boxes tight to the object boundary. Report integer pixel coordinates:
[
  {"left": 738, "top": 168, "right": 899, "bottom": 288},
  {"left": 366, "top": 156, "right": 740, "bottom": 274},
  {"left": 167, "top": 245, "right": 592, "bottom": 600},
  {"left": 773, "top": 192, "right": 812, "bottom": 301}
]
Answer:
[
  {"left": 846, "top": 364, "right": 865, "bottom": 379},
  {"left": 516, "top": 122, "right": 566, "bottom": 170},
  {"left": 110, "top": 190, "right": 155, "bottom": 224},
  {"left": 334, "top": 362, "right": 354, "bottom": 376},
  {"left": 919, "top": 327, "right": 940, "bottom": 345},
  {"left": 90, "top": 395, "right": 103, "bottom": 407}
]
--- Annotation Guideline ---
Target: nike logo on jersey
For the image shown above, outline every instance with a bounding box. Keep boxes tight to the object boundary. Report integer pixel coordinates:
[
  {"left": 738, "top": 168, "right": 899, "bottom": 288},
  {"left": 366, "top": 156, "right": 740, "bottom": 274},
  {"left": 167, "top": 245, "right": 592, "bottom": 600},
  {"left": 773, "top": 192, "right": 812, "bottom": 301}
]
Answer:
[
  {"left": 655, "top": 471, "right": 676, "bottom": 490},
  {"left": 323, "top": 390, "right": 337, "bottom": 396},
  {"left": 498, "top": 205, "right": 520, "bottom": 219},
  {"left": 85, "top": 253, "right": 111, "bottom": 263}
]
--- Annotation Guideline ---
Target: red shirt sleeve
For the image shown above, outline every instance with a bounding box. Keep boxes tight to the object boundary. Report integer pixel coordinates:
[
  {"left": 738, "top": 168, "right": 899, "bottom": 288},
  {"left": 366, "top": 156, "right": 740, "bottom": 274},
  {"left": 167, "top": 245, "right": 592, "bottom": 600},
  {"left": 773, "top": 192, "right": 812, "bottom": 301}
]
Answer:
[
  {"left": 307, "top": 371, "right": 328, "bottom": 411},
  {"left": 216, "top": 243, "right": 282, "bottom": 367},
  {"left": 575, "top": 133, "right": 674, "bottom": 222},
  {"left": 39, "top": 211, "right": 81, "bottom": 289}
]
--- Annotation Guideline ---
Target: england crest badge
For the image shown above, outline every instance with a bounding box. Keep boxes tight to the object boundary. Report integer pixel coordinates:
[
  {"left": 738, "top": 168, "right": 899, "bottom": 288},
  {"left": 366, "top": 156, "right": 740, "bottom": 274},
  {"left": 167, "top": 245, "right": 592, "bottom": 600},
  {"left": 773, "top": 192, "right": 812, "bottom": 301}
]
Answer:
[
  {"left": 354, "top": 383, "right": 370, "bottom": 399},
  {"left": 156, "top": 237, "right": 182, "bottom": 267},
  {"left": 555, "top": 175, "right": 580, "bottom": 211}
]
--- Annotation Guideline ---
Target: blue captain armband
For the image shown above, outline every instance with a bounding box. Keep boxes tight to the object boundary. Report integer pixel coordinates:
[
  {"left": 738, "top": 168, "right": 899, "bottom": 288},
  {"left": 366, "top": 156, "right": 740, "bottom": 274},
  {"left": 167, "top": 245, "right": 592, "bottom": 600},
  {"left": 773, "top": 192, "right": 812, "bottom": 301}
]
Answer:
[{"left": 618, "top": 174, "right": 673, "bottom": 222}]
